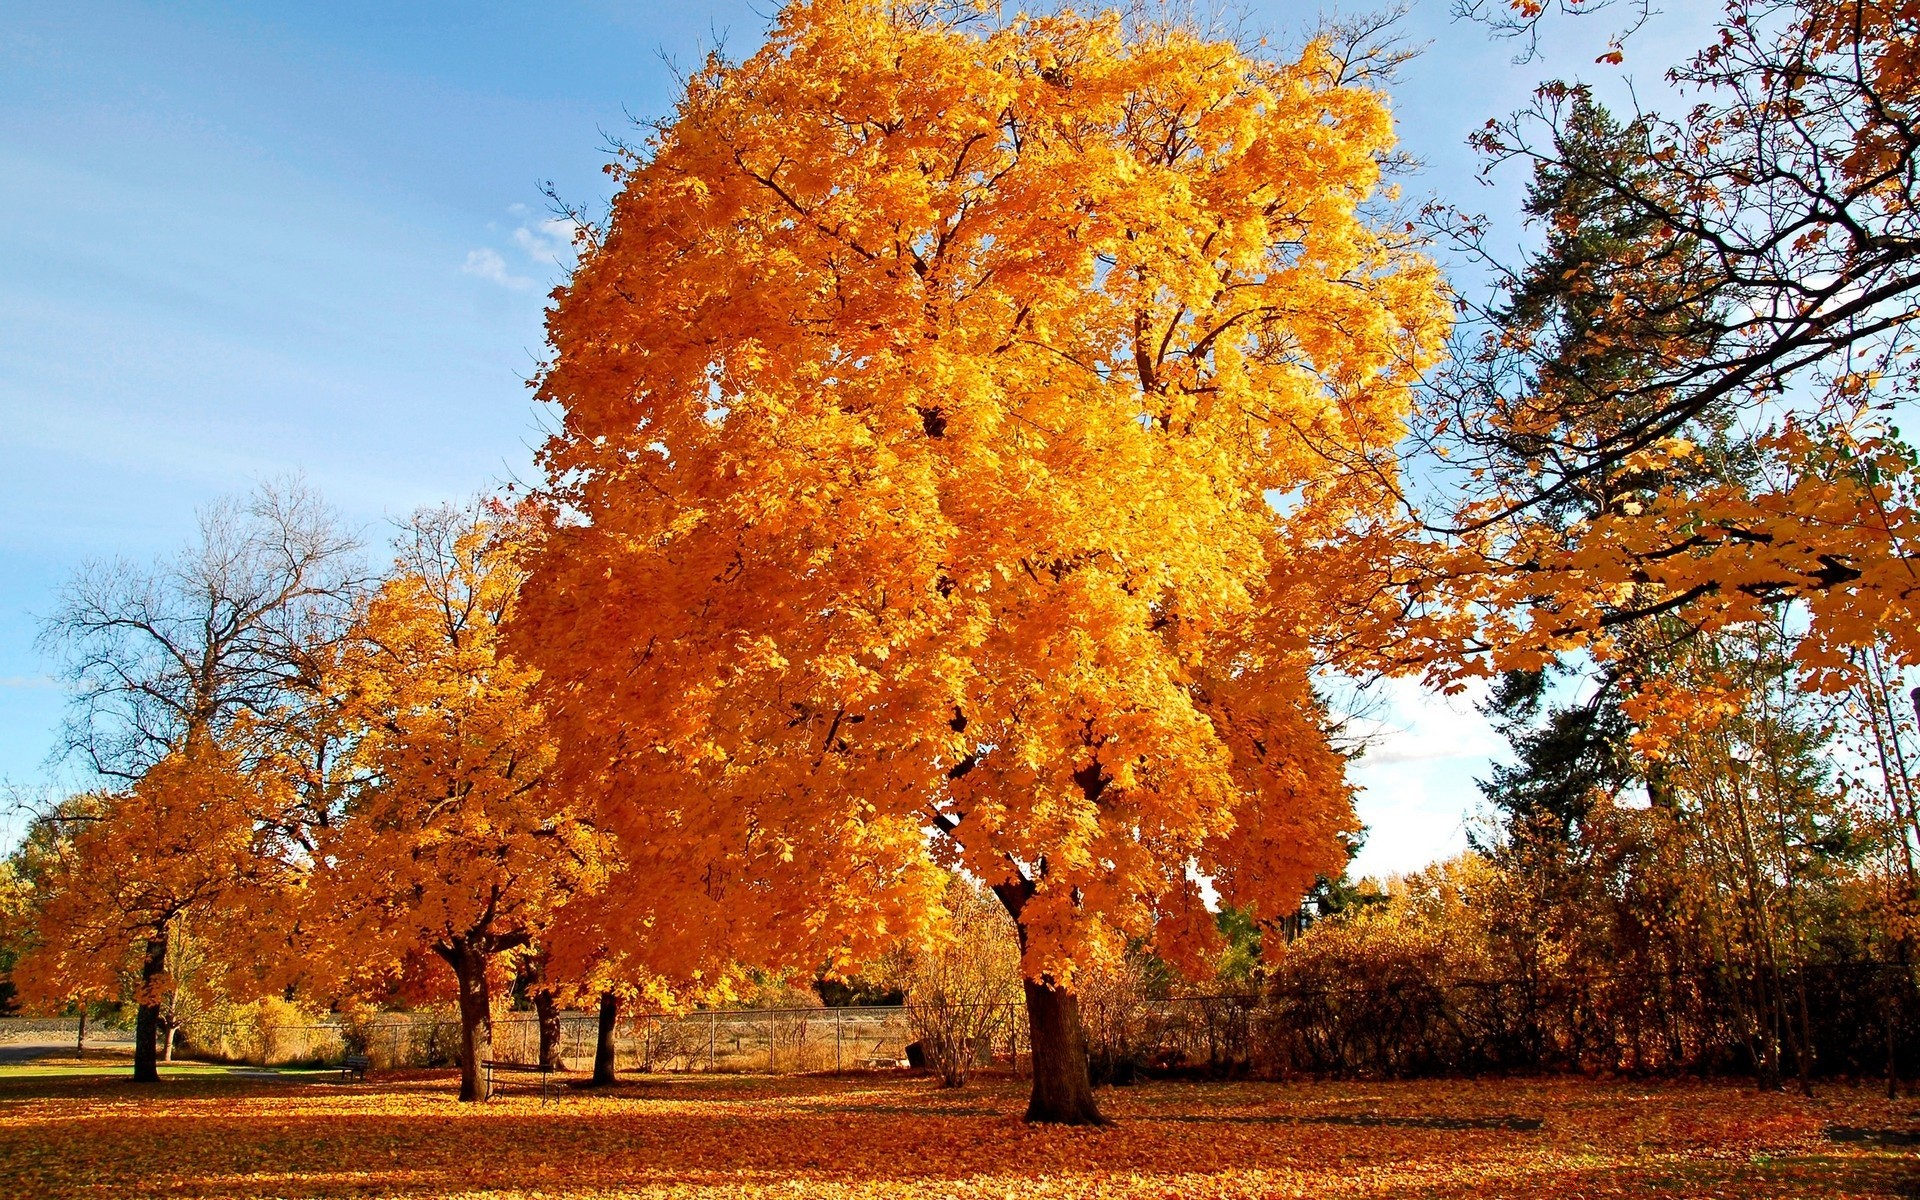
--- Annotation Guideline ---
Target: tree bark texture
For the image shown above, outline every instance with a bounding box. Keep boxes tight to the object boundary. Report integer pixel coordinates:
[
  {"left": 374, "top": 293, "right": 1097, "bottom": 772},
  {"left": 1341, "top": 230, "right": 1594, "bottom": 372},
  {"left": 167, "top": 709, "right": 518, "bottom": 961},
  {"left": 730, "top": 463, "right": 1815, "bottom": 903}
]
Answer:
[
  {"left": 535, "top": 988, "right": 565, "bottom": 1071},
  {"left": 1021, "top": 978, "right": 1105, "bottom": 1125},
  {"left": 987, "top": 875, "right": 1104, "bottom": 1124},
  {"left": 132, "top": 932, "right": 168, "bottom": 1083},
  {"left": 447, "top": 941, "right": 493, "bottom": 1102},
  {"left": 592, "top": 992, "right": 619, "bottom": 1086}
]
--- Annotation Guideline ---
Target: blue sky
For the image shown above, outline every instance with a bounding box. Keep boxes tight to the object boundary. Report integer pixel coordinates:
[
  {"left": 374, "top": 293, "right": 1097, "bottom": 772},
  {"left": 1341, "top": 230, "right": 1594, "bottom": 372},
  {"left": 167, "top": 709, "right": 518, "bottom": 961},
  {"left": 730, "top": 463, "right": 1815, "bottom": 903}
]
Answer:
[{"left": 0, "top": 0, "right": 1712, "bottom": 871}]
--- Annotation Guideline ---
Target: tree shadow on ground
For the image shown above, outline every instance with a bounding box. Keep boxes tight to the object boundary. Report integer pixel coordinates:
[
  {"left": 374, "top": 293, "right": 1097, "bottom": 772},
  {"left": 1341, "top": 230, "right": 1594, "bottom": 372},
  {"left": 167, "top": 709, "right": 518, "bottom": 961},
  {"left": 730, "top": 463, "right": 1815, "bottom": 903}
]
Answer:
[{"left": 1827, "top": 1124, "right": 1920, "bottom": 1147}]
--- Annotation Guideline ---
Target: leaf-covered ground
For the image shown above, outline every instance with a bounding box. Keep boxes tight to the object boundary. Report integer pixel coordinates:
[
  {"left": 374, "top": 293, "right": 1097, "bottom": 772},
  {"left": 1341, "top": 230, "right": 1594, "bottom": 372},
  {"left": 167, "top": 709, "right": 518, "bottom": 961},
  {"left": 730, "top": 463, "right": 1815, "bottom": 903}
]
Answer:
[{"left": 3, "top": 1063, "right": 1915, "bottom": 1198}]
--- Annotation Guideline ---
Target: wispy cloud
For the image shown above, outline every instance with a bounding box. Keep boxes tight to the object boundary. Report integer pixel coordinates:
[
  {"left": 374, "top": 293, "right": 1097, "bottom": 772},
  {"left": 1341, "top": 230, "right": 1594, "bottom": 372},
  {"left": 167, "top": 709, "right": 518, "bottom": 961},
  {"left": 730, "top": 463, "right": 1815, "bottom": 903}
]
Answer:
[
  {"left": 512, "top": 217, "right": 580, "bottom": 268},
  {"left": 0, "top": 675, "right": 60, "bottom": 690},
  {"left": 461, "top": 247, "right": 535, "bottom": 291},
  {"left": 1345, "top": 677, "right": 1504, "bottom": 766},
  {"left": 463, "top": 210, "right": 583, "bottom": 291}
]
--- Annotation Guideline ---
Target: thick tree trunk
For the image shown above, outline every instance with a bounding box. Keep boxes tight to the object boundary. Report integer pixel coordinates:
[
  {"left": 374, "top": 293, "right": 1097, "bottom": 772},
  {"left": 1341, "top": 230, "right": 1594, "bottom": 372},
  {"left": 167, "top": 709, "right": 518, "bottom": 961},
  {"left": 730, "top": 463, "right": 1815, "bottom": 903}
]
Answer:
[
  {"left": 985, "top": 874, "right": 1104, "bottom": 1124},
  {"left": 1022, "top": 978, "right": 1104, "bottom": 1125},
  {"left": 535, "top": 989, "right": 565, "bottom": 1071},
  {"left": 447, "top": 941, "right": 493, "bottom": 1102},
  {"left": 592, "top": 992, "right": 619, "bottom": 1086},
  {"left": 132, "top": 932, "right": 168, "bottom": 1083}
]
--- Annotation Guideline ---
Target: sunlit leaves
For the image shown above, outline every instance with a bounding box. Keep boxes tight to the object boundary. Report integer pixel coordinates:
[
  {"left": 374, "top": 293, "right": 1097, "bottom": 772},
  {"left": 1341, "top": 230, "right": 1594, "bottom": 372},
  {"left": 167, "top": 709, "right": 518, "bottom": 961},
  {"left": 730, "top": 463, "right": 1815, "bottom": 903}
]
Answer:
[{"left": 519, "top": 0, "right": 1449, "bottom": 991}]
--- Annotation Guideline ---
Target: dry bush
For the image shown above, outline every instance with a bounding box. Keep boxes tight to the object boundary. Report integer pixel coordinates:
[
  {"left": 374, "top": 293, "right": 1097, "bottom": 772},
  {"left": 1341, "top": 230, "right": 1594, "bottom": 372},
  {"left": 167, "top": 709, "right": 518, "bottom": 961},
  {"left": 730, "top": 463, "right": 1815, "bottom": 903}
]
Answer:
[{"left": 888, "top": 878, "right": 1021, "bottom": 1087}]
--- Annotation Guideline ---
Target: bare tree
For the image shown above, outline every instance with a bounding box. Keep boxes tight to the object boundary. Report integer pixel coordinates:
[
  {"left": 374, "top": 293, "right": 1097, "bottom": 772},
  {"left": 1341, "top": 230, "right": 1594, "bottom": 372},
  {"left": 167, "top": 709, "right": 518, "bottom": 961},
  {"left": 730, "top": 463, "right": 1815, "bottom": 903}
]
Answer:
[
  {"left": 26, "top": 478, "right": 363, "bottom": 1081},
  {"left": 41, "top": 476, "right": 363, "bottom": 781}
]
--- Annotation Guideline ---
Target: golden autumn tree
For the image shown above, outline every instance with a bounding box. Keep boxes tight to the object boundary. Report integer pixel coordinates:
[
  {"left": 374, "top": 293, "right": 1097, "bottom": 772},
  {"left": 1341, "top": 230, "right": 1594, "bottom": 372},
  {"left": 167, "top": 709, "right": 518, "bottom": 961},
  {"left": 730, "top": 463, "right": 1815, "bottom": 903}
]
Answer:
[
  {"left": 518, "top": 0, "right": 1447, "bottom": 1123},
  {"left": 8, "top": 742, "right": 277, "bottom": 1082},
  {"left": 23, "top": 480, "right": 360, "bottom": 1082},
  {"left": 312, "top": 502, "right": 612, "bottom": 1102}
]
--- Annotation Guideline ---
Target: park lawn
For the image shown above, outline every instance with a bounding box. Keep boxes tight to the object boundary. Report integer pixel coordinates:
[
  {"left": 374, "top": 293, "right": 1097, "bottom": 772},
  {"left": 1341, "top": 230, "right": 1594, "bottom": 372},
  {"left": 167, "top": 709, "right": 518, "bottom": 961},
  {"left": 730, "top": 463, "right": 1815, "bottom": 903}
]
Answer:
[
  {"left": 0, "top": 1070, "right": 1914, "bottom": 1199},
  {"left": 0, "top": 1053, "right": 331, "bottom": 1081}
]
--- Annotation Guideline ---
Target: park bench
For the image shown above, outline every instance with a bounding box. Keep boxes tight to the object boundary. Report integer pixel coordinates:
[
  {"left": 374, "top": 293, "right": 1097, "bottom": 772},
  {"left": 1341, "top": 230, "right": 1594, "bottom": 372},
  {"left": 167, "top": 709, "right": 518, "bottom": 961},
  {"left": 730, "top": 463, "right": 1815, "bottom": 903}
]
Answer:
[
  {"left": 339, "top": 1054, "right": 370, "bottom": 1083},
  {"left": 481, "top": 1058, "right": 561, "bottom": 1102}
]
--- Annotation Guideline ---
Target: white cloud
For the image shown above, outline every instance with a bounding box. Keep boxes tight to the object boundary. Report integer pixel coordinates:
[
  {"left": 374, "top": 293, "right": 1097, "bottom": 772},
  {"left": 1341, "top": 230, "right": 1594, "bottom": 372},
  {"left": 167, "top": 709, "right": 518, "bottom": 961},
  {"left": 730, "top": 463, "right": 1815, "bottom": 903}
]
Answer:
[
  {"left": 463, "top": 212, "right": 580, "bottom": 291},
  {"left": 1351, "top": 678, "right": 1506, "bottom": 766},
  {"left": 1341, "top": 676, "right": 1506, "bottom": 878},
  {"left": 1348, "top": 756, "right": 1485, "bottom": 881},
  {"left": 461, "top": 247, "right": 535, "bottom": 291},
  {"left": 511, "top": 217, "right": 580, "bottom": 269}
]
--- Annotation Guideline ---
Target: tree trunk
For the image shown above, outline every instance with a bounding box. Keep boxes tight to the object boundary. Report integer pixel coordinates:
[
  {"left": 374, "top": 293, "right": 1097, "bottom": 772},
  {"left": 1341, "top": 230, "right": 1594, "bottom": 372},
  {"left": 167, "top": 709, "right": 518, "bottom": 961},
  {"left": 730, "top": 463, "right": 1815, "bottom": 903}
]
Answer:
[
  {"left": 1022, "top": 978, "right": 1104, "bottom": 1125},
  {"left": 592, "top": 992, "right": 619, "bottom": 1086},
  {"left": 132, "top": 932, "right": 168, "bottom": 1083},
  {"left": 985, "top": 874, "right": 1104, "bottom": 1124},
  {"left": 535, "top": 988, "right": 565, "bottom": 1072},
  {"left": 446, "top": 940, "right": 493, "bottom": 1102}
]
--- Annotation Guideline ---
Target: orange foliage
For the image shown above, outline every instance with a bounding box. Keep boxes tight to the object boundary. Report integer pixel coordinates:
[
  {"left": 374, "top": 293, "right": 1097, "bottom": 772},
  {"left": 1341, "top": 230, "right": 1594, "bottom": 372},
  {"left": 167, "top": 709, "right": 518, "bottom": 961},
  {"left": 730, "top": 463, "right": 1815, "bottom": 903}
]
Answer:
[
  {"left": 1426, "top": 0, "right": 1920, "bottom": 693},
  {"left": 10, "top": 741, "right": 277, "bottom": 1012},
  {"left": 309, "top": 504, "right": 611, "bottom": 996},
  {"left": 517, "top": 0, "right": 1449, "bottom": 990},
  {"left": 1424, "top": 416, "right": 1920, "bottom": 697}
]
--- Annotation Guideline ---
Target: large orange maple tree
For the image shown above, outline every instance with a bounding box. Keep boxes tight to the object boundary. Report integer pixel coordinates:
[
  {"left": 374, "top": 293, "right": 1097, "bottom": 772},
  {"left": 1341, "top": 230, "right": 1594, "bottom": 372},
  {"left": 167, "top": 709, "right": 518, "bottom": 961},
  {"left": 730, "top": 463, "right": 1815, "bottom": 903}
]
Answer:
[{"left": 518, "top": 0, "right": 1447, "bottom": 1122}]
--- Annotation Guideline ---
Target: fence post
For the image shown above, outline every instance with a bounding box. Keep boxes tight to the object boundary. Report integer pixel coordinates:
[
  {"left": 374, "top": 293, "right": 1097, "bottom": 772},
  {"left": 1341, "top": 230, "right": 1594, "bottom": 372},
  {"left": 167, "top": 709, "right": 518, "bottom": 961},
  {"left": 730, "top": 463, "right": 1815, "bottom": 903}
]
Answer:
[{"left": 708, "top": 1012, "right": 716, "bottom": 1072}]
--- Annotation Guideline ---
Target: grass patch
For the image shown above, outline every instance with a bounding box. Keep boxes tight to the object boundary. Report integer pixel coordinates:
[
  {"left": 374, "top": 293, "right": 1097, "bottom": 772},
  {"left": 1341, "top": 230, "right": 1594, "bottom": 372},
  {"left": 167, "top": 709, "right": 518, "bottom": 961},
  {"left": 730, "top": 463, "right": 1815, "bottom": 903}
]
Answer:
[{"left": 0, "top": 1060, "right": 331, "bottom": 1081}]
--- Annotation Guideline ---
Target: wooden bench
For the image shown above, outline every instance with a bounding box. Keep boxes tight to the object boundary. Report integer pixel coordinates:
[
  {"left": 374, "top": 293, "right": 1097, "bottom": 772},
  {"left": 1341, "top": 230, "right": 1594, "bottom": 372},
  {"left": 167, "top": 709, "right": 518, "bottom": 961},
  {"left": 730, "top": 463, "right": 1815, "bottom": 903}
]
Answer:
[
  {"left": 339, "top": 1054, "right": 370, "bottom": 1083},
  {"left": 481, "top": 1059, "right": 560, "bottom": 1102}
]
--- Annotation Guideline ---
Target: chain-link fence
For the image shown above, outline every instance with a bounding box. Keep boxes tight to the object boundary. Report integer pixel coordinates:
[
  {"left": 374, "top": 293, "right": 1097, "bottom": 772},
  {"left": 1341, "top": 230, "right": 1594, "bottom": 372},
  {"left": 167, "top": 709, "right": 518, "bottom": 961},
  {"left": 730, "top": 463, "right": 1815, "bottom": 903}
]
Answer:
[
  {"left": 0, "top": 1016, "right": 135, "bottom": 1053},
  {"left": 0, "top": 1007, "right": 948, "bottom": 1073},
  {"left": 9, "top": 962, "right": 1911, "bottom": 1081}
]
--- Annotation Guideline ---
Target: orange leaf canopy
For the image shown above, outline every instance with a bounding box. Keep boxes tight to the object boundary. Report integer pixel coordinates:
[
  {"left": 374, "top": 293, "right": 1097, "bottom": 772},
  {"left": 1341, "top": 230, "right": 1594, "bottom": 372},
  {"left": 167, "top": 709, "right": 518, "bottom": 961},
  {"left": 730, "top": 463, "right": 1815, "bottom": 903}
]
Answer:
[
  {"left": 518, "top": 0, "right": 1449, "bottom": 981},
  {"left": 11, "top": 741, "right": 268, "bottom": 1010},
  {"left": 312, "top": 508, "right": 612, "bottom": 994}
]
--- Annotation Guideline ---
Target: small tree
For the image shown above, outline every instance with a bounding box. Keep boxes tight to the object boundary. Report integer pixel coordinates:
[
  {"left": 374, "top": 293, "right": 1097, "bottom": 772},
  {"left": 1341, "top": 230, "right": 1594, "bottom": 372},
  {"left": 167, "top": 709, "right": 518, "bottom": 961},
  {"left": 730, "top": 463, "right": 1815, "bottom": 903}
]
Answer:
[
  {"left": 8, "top": 744, "right": 273, "bottom": 1081},
  {"left": 30, "top": 479, "right": 360, "bottom": 1080}
]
